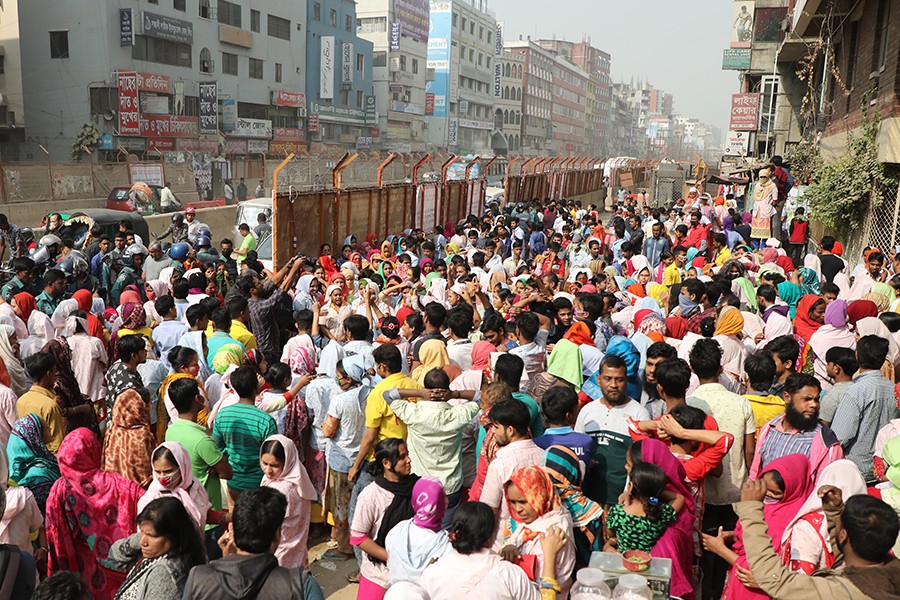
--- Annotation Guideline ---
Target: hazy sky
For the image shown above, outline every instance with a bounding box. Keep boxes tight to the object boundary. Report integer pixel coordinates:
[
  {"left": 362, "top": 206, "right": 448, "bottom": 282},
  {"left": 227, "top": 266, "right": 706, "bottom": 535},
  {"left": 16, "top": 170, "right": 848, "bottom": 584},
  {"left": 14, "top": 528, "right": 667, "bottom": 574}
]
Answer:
[{"left": 491, "top": 0, "right": 737, "bottom": 132}]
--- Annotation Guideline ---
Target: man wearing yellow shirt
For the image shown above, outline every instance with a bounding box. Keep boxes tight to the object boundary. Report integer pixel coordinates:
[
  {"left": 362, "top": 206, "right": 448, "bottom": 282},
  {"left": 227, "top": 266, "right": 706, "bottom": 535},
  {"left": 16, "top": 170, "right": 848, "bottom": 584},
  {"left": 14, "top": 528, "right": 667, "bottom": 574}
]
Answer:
[
  {"left": 18, "top": 352, "right": 67, "bottom": 454},
  {"left": 225, "top": 296, "right": 257, "bottom": 351},
  {"left": 664, "top": 246, "right": 687, "bottom": 285},
  {"left": 712, "top": 233, "right": 733, "bottom": 267}
]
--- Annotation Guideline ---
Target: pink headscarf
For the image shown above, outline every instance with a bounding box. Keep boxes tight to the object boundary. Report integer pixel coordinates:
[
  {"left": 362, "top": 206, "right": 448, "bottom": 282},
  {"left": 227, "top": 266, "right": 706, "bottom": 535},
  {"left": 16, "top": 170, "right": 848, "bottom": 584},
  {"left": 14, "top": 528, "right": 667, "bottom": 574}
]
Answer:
[
  {"left": 138, "top": 441, "right": 211, "bottom": 532},
  {"left": 289, "top": 346, "right": 316, "bottom": 376},
  {"left": 471, "top": 340, "right": 495, "bottom": 378},
  {"left": 412, "top": 476, "right": 448, "bottom": 532},
  {"left": 761, "top": 248, "right": 778, "bottom": 264},
  {"left": 260, "top": 434, "right": 316, "bottom": 501}
]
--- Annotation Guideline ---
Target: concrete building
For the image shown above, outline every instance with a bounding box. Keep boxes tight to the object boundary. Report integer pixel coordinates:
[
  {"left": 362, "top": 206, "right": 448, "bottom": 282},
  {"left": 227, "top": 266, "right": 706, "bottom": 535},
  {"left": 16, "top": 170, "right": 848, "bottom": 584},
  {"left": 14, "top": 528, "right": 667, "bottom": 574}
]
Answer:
[
  {"left": 0, "top": 0, "right": 25, "bottom": 155},
  {"left": 425, "top": 0, "right": 497, "bottom": 154},
  {"left": 16, "top": 0, "right": 314, "bottom": 160},
  {"left": 495, "top": 50, "right": 523, "bottom": 153},
  {"left": 504, "top": 39, "right": 553, "bottom": 155},
  {"left": 306, "top": 0, "right": 375, "bottom": 149},
  {"left": 356, "top": 0, "right": 428, "bottom": 151},
  {"left": 548, "top": 55, "right": 588, "bottom": 154}
]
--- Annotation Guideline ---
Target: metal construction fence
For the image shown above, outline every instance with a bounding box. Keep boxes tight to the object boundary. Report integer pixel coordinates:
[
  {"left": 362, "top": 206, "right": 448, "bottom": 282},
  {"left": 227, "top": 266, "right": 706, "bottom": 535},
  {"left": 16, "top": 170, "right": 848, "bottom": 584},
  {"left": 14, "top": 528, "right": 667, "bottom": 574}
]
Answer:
[{"left": 272, "top": 153, "right": 607, "bottom": 269}]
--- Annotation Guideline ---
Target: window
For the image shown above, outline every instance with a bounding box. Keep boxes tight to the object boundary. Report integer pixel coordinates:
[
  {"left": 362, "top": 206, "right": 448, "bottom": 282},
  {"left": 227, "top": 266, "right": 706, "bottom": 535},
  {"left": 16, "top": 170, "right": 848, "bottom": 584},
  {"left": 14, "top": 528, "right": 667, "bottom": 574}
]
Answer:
[
  {"left": 357, "top": 53, "right": 364, "bottom": 70},
  {"left": 249, "top": 57, "right": 263, "bottom": 79},
  {"left": 487, "top": 31, "right": 492, "bottom": 45},
  {"left": 875, "top": 0, "right": 891, "bottom": 71},
  {"left": 346, "top": 14, "right": 352, "bottom": 32},
  {"left": 0, "top": 55, "right": 4, "bottom": 74},
  {"left": 313, "top": 2, "right": 321, "bottom": 21},
  {"left": 267, "top": 14, "right": 290, "bottom": 40},
  {"left": 148, "top": 0, "right": 158, "bottom": 3},
  {"left": 373, "top": 51, "right": 387, "bottom": 67},
  {"left": 452, "top": 13, "right": 458, "bottom": 28},
  {"left": 461, "top": 17, "right": 467, "bottom": 32},
  {"left": 89, "top": 87, "right": 116, "bottom": 115},
  {"left": 174, "top": 0, "right": 186, "bottom": 10},
  {"left": 218, "top": 0, "right": 241, "bottom": 27},
  {"left": 200, "top": 47, "right": 213, "bottom": 73},
  {"left": 846, "top": 21, "right": 859, "bottom": 89},
  {"left": 251, "top": 9, "right": 260, "bottom": 32},
  {"left": 49, "top": 30, "right": 69, "bottom": 58},
  {"left": 478, "top": 52, "right": 483, "bottom": 67},
  {"left": 469, "top": 48, "right": 474, "bottom": 63},
  {"left": 275, "top": 62, "right": 282, "bottom": 82},
  {"left": 199, "top": 0, "right": 211, "bottom": 19},
  {"left": 412, "top": 58, "right": 418, "bottom": 74},
  {"left": 222, "top": 52, "right": 238, "bottom": 75},
  {"left": 470, "top": 21, "right": 474, "bottom": 35},
  {"left": 479, "top": 26, "right": 483, "bottom": 40},
  {"left": 399, "top": 55, "right": 406, "bottom": 71},
  {"left": 357, "top": 90, "right": 364, "bottom": 107},
  {"left": 340, "top": 89, "right": 349, "bottom": 105},
  {"left": 330, "top": 9, "right": 337, "bottom": 26},
  {"left": 132, "top": 35, "right": 191, "bottom": 67},
  {"left": 357, "top": 17, "right": 387, "bottom": 33}
]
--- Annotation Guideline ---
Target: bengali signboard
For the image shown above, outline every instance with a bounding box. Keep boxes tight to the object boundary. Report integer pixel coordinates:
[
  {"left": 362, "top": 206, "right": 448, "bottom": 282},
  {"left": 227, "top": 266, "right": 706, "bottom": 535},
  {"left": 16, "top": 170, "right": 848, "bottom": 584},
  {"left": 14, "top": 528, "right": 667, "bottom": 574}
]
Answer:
[
  {"left": 722, "top": 48, "right": 751, "bottom": 70},
  {"left": 272, "top": 90, "right": 306, "bottom": 108},
  {"left": 230, "top": 118, "right": 272, "bottom": 139},
  {"left": 198, "top": 82, "right": 218, "bottom": 136},
  {"left": 248, "top": 140, "right": 269, "bottom": 153},
  {"left": 320, "top": 36, "right": 335, "bottom": 99},
  {"left": 221, "top": 99, "right": 237, "bottom": 131},
  {"left": 394, "top": 0, "right": 429, "bottom": 43},
  {"left": 389, "top": 23, "right": 401, "bottom": 52},
  {"left": 308, "top": 114, "right": 320, "bottom": 133},
  {"left": 342, "top": 42, "right": 354, "bottom": 84},
  {"left": 365, "top": 96, "right": 377, "bottom": 124},
  {"left": 134, "top": 72, "right": 171, "bottom": 94},
  {"left": 272, "top": 127, "right": 305, "bottom": 142},
  {"left": 425, "top": 93, "right": 435, "bottom": 115},
  {"left": 139, "top": 115, "right": 198, "bottom": 138},
  {"left": 448, "top": 118, "right": 458, "bottom": 145},
  {"left": 730, "top": 93, "right": 760, "bottom": 131},
  {"left": 142, "top": 10, "right": 193, "bottom": 44},
  {"left": 724, "top": 130, "right": 750, "bottom": 156},
  {"left": 117, "top": 72, "right": 140, "bottom": 136},
  {"left": 120, "top": 8, "right": 135, "bottom": 46}
]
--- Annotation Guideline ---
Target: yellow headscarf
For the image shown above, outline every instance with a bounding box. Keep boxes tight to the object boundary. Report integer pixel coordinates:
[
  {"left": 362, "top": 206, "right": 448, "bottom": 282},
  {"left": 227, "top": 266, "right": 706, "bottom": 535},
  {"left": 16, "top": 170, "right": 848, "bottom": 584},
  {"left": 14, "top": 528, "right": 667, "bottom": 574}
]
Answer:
[
  {"left": 410, "top": 339, "right": 451, "bottom": 386},
  {"left": 647, "top": 283, "right": 669, "bottom": 311},
  {"left": 714, "top": 305, "right": 745, "bottom": 337}
]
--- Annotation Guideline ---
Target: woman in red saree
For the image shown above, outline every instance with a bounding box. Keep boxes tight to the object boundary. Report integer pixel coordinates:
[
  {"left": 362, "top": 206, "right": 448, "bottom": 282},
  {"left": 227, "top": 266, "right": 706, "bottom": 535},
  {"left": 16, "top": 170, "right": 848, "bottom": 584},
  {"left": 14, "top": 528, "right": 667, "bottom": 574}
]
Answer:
[{"left": 46, "top": 428, "right": 145, "bottom": 600}]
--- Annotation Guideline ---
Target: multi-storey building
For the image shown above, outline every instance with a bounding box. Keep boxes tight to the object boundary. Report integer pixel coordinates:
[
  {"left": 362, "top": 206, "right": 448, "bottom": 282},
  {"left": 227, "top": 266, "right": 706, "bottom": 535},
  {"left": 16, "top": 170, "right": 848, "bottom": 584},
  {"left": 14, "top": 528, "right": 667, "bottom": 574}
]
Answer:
[
  {"left": 0, "top": 0, "right": 24, "bottom": 155},
  {"left": 504, "top": 39, "right": 553, "bottom": 154},
  {"left": 356, "top": 0, "right": 428, "bottom": 151},
  {"left": 306, "top": 0, "right": 376, "bottom": 148},
  {"left": 548, "top": 55, "right": 588, "bottom": 154},
  {"left": 425, "top": 0, "right": 497, "bottom": 153},
  {"left": 16, "top": 0, "right": 317, "bottom": 160},
  {"left": 495, "top": 50, "right": 523, "bottom": 153}
]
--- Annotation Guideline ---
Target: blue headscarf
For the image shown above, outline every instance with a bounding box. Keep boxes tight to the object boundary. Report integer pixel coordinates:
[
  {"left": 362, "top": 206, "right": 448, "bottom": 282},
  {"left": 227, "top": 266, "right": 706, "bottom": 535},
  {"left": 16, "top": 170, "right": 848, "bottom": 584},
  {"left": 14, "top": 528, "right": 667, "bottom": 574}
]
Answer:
[{"left": 604, "top": 336, "right": 642, "bottom": 401}]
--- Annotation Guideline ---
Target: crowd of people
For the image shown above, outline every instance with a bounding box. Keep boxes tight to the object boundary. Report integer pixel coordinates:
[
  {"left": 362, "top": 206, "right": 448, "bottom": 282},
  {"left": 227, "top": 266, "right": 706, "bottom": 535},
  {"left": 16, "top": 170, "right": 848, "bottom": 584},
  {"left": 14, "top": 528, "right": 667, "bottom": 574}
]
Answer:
[{"left": 0, "top": 174, "right": 899, "bottom": 600}]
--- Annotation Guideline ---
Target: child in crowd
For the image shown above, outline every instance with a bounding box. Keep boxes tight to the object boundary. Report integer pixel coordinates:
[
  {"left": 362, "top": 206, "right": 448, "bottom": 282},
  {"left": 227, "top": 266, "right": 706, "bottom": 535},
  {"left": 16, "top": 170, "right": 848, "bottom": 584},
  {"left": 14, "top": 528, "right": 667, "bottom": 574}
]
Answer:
[
  {"left": 257, "top": 362, "right": 313, "bottom": 434},
  {"left": 604, "top": 462, "right": 677, "bottom": 554},
  {"left": 534, "top": 387, "right": 593, "bottom": 463}
]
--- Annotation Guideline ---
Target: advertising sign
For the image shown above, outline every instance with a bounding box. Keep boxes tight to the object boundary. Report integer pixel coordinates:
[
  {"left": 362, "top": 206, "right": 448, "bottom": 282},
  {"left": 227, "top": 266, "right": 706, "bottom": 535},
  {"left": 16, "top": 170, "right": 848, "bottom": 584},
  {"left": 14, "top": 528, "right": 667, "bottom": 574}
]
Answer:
[
  {"left": 221, "top": 99, "right": 237, "bottom": 131},
  {"left": 117, "top": 72, "right": 141, "bottom": 136},
  {"left": 140, "top": 95, "right": 169, "bottom": 115},
  {"left": 425, "top": 93, "right": 435, "bottom": 115},
  {"left": 198, "top": 82, "right": 218, "bottom": 136},
  {"left": 308, "top": 114, "right": 320, "bottom": 133},
  {"left": 448, "top": 118, "right": 458, "bottom": 145},
  {"left": 120, "top": 8, "right": 135, "bottom": 46},
  {"left": 426, "top": 0, "right": 452, "bottom": 119},
  {"left": 494, "top": 22, "right": 503, "bottom": 98},
  {"left": 394, "top": 0, "right": 429, "bottom": 42},
  {"left": 272, "top": 90, "right": 306, "bottom": 108},
  {"left": 342, "top": 42, "right": 353, "bottom": 85},
  {"left": 139, "top": 115, "right": 198, "bottom": 138},
  {"left": 273, "top": 128, "right": 305, "bottom": 142},
  {"left": 724, "top": 130, "right": 750, "bottom": 156},
  {"left": 142, "top": 10, "right": 193, "bottom": 44},
  {"left": 730, "top": 1, "right": 755, "bottom": 49},
  {"left": 729, "top": 93, "right": 760, "bottom": 131},
  {"left": 722, "top": 48, "right": 751, "bottom": 70},
  {"left": 389, "top": 23, "right": 401, "bottom": 52},
  {"left": 132, "top": 72, "right": 171, "bottom": 94},
  {"left": 230, "top": 118, "right": 272, "bottom": 139},
  {"left": 320, "top": 36, "right": 335, "bottom": 99},
  {"left": 248, "top": 140, "right": 270, "bottom": 153},
  {"left": 365, "top": 95, "right": 377, "bottom": 124}
]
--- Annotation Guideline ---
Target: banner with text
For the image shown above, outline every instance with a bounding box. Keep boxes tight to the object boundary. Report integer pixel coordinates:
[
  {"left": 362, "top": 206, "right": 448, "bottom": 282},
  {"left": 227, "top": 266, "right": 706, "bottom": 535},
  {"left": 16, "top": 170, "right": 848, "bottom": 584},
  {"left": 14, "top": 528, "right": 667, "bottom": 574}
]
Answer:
[
  {"left": 117, "top": 72, "right": 140, "bottom": 136},
  {"left": 198, "top": 82, "right": 218, "bottom": 136},
  {"left": 320, "top": 36, "right": 335, "bottom": 99}
]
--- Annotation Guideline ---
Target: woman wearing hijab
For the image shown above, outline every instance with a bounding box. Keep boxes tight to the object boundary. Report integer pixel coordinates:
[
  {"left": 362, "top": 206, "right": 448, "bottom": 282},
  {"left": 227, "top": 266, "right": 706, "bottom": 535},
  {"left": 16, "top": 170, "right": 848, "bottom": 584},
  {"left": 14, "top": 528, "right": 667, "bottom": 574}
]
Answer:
[
  {"left": 178, "top": 330, "right": 212, "bottom": 382},
  {"left": 410, "top": 339, "right": 462, "bottom": 387},
  {"left": 847, "top": 299, "right": 879, "bottom": 329},
  {"left": 46, "top": 428, "right": 146, "bottom": 600},
  {"left": 7, "top": 413, "right": 60, "bottom": 515},
  {"left": 780, "top": 459, "right": 867, "bottom": 574},
  {"left": 792, "top": 295, "right": 826, "bottom": 372},
  {"left": 450, "top": 340, "right": 495, "bottom": 392},
  {"left": 101, "top": 389, "right": 155, "bottom": 488},
  {"left": 109, "top": 302, "right": 152, "bottom": 362},
  {"left": 137, "top": 442, "right": 212, "bottom": 533},
  {"left": 320, "top": 283, "right": 351, "bottom": 339},
  {"left": 385, "top": 476, "right": 450, "bottom": 585},
  {"left": 42, "top": 338, "right": 101, "bottom": 436},
  {"left": 543, "top": 445, "right": 602, "bottom": 565},
  {"left": 260, "top": 434, "right": 317, "bottom": 569},
  {"left": 293, "top": 274, "right": 321, "bottom": 313},
  {"left": 776, "top": 281, "right": 803, "bottom": 320},
  {"left": 856, "top": 317, "right": 900, "bottom": 381},
  {"left": 713, "top": 306, "right": 747, "bottom": 386},
  {"left": 795, "top": 267, "right": 820, "bottom": 297},
  {"left": 65, "top": 313, "right": 108, "bottom": 406},
  {"left": 142, "top": 280, "right": 170, "bottom": 328},
  {"left": 751, "top": 170, "right": 778, "bottom": 247},
  {"left": 16, "top": 294, "right": 54, "bottom": 360},
  {"left": 494, "top": 466, "right": 576, "bottom": 591},
  {"left": 72, "top": 289, "right": 107, "bottom": 341},
  {"left": 703, "top": 454, "right": 813, "bottom": 600},
  {"left": 0, "top": 324, "right": 26, "bottom": 398},
  {"left": 808, "top": 299, "right": 857, "bottom": 389},
  {"left": 351, "top": 437, "right": 419, "bottom": 600}
]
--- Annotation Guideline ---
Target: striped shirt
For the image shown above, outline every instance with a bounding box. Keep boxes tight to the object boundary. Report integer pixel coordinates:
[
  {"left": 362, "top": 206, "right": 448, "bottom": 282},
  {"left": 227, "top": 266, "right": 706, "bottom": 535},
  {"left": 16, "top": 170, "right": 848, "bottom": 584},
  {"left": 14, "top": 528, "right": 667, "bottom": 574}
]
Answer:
[
  {"left": 212, "top": 402, "right": 277, "bottom": 491},
  {"left": 758, "top": 415, "right": 819, "bottom": 468}
]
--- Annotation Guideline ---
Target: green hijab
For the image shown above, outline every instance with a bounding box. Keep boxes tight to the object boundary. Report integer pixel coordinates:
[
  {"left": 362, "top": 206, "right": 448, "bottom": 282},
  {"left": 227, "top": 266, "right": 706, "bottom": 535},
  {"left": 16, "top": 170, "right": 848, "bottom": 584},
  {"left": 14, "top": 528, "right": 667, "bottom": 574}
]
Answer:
[{"left": 547, "top": 339, "right": 584, "bottom": 391}]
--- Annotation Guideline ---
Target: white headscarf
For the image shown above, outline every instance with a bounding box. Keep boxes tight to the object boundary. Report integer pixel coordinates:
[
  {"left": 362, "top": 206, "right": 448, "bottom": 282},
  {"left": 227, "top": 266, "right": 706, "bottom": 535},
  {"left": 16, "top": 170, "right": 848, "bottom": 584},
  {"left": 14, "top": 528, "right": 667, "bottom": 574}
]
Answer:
[
  {"left": 0, "top": 325, "right": 27, "bottom": 397},
  {"left": 50, "top": 299, "right": 79, "bottom": 336}
]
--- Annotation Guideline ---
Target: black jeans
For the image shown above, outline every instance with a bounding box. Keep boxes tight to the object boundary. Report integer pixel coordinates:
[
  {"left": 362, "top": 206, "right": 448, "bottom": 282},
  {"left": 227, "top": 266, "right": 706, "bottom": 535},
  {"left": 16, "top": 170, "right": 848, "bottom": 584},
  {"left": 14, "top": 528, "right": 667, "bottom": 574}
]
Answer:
[{"left": 700, "top": 503, "right": 738, "bottom": 600}]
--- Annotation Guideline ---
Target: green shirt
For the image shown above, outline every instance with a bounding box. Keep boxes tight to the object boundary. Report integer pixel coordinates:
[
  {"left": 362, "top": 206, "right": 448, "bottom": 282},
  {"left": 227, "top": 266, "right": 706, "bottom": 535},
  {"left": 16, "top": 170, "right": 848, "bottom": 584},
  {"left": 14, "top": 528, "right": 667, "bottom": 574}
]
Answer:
[
  {"left": 237, "top": 233, "right": 257, "bottom": 264},
  {"left": 212, "top": 402, "right": 276, "bottom": 491},
  {"left": 165, "top": 419, "right": 225, "bottom": 520}
]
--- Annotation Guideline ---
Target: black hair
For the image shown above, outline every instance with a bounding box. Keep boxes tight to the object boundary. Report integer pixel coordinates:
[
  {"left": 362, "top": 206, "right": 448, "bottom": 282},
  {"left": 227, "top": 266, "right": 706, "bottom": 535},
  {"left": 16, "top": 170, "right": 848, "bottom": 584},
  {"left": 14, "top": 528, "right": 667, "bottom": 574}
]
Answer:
[
  {"left": 370, "top": 437, "right": 407, "bottom": 476},
  {"left": 857, "top": 335, "right": 890, "bottom": 370},
  {"left": 629, "top": 462, "right": 668, "bottom": 522},
  {"left": 232, "top": 487, "right": 287, "bottom": 553},
  {"left": 25, "top": 352, "right": 55, "bottom": 381},
  {"left": 820, "top": 236, "right": 835, "bottom": 251},
  {"left": 755, "top": 284, "right": 777, "bottom": 305},
  {"left": 600, "top": 353, "right": 627, "bottom": 373},
  {"left": 514, "top": 311, "right": 539, "bottom": 342},
  {"left": 33, "top": 571, "right": 89, "bottom": 600},
  {"left": 187, "top": 272, "right": 207, "bottom": 291},
  {"left": 424, "top": 301, "right": 447, "bottom": 328},
  {"left": 169, "top": 377, "right": 201, "bottom": 414},
  {"left": 575, "top": 293, "right": 604, "bottom": 321},
  {"left": 699, "top": 316, "right": 717, "bottom": 338},
  {"left": 763, "top": 468, "right": 786, "bottom": 493},
  {"left": 295, "top": 309, "right": 314, "bottom": 331},
  {"left": 880, "top": 311, "right": 900, "bottom": 333},
  {"left": 373, "top": 343, "right": 403, "bottom": 374},
  {"left": 745, "top": 352, "right": 776, "bottom": 392},
  {"left": 654, "top": 358, "right": 691, "bottom": 398},
  {"left": 185, "top": 304, "right": 208, "bottom": 328},
  {"left": 493, "top": 354, "right": 524, "bottom": 389},
  {"left": 405, "top": 312, "right": 425, "bottom": 339},
  {"left": 682, "top": 278, "right": 705, "bottom": 300},
  {"left": 226, "top": 296, "right": 248, "bottom": 319},
  {"left": 344, "top": 314, "right": 369, "bottom": 341},
  {"left": 265, "top": 361, "right": 291, "bottom": 389},
  {"left": 43, "top": 269, "right": 65, "bottom": 287},
  {"left": 199, "top": 295, "right": 221, "bottom": 316},
  {"left": 11, "top": 257, "right": 34, "bottom": 273},
  {"left": 825, "top": 346, "right": 858, "bottom": 376},
  {"left": 842, "top": 495, "right": 900, "bottom": 562},
  {"left": 784, "top": 372, "right": 821, "bottom": 395},
  {"left": 230, "top": 364, "right": 260, "bottom": 398},
  {"left": 424, "top": 367, "right": 451, "bottom": 389},
  {"left": 154, "top": 295, "right": 176, "bottom": 317},
  {"left": 868, "top": 251, "right": 885, "bottom": 264},
  {"left": 447, "top": 501, "right": 497, "bottom": 554},
  {"left": 646, "top": 341, "right": 677, "bottom": 362},
  {"left": 764, "top": 335, "right": 800, "bottom": 371},
  {"left": 135, "top": 497, "right": 206, "bottom": 568},
  {"left": 669, "top": 403, "right": 707, "bottom": 436},
  {"left": 552, "top": 296, "right": 573, "bottom": 312},
  {"left": 170, "top": 278, "right": 189, "bottom": 300},
  {"left": 488, "top": 398, "right": 531, "bottom": 436},
  {"left": 821, "top": 282, "right": 840, "bottom": 298},
  {"left": 480, "top": 312, "right": 506, "bottom": 336},
  {"left": 260, "top": 438, "right": 287, "bottom": 463},
  {"left": 541, "top": 386, "right": 578, "bottom": 425},
  {"left": 116, "top": 334, "right": 146, "bottom": 363},
  {"left": 446, "top": 307, "right": 474, "bottom": 339},
  {"left": 689, "top": 338, "right": 723, "bottom": 380},
  {"left": 211, "top": 308, "right": 232, "bottom": 331}
]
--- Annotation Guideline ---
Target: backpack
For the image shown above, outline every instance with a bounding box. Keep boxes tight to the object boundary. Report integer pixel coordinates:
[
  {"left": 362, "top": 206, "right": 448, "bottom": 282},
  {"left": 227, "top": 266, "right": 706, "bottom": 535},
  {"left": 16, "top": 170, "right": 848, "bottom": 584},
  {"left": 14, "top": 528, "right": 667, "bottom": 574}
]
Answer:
[{"left": 784, "top": 169, "right": 795, "bottom": 195}]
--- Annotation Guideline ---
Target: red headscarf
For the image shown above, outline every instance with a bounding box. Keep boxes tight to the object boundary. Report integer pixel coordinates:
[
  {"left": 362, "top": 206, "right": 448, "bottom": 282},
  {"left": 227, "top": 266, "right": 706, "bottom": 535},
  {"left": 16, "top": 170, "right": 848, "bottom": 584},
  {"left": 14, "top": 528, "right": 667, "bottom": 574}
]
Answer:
[
  {"left": 776, "top": 255, "right": 795, "bottom": 274},
  {"left": 833, "top": 241, "right": 844, "bottom": 256},
  {"left": 504, "top": 466, "right": 560, "bottom": 525},
  {"left": 471, "top": 340, "right": 495, "bottom": 382},
  {"left": 72, "top": 289, "right": 106, "bottom": 341},
  {"left": 319, "top": 255, "right": 339, "bottom": 277},
  {"left": 665, "top": 315, "right": 688, "bottom": 340},
  {"left": 848, "top": 299, "right": 879, "bottom": 328},
  {"left": 564, "top": 321, "right": 595, "bottom": 347},
  {"left": 633, "top": 309, "right": 654, "bottom": 331},
  {"left": 626, "top": 283, "right": 646, "bottom": 299},
  {"left": 793, "top": 294, "right": 824, "bottom": 343},
  {"left": 12, "top": 292, "right": 35, "bottom": 324},
  {"left": 395, "top": 306, "right": 414, "bottom": 327}
]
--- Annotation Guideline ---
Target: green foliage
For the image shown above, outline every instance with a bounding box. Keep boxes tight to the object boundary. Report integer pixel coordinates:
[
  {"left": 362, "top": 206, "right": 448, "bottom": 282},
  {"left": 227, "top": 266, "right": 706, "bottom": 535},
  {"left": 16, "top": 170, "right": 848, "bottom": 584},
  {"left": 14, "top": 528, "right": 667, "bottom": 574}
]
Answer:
[
  {"left": 804, "top": 98, "right": 899, "bottom": 234},
  {"left": 71, "top": 123, "right": 101, "bottom": 161}
]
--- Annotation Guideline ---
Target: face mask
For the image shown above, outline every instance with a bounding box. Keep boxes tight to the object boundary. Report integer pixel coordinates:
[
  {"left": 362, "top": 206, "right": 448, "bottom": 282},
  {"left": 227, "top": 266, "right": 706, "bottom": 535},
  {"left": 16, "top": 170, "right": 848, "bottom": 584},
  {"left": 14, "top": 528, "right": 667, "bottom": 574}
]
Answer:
[
  {"left": 187, "top": 365, "right": 201, "bottom": 377},
  {"left": 158, "top": 476, "right": 174, "bottom": 488},
  {"left": 763, "top": 494, "right": 779, "bottom": 505},
  {"left": 678, "top": 294, "right": 700, "bottom": 315}
]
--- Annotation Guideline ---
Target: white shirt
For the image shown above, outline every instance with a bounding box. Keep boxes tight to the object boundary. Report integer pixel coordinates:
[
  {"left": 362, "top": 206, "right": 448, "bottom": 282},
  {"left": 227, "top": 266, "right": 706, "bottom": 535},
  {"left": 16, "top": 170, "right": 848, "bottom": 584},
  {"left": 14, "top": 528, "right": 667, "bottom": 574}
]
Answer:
[{"left": 420, "top": 548, "right": 540, "bottom": 600}]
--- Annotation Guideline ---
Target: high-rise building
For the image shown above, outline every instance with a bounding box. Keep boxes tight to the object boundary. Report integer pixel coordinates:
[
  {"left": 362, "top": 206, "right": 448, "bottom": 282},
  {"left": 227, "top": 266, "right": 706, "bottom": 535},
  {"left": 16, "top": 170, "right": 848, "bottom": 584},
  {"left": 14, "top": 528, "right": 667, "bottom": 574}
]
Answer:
[
  {"left": 495, "top": 50, "right": 524, "bottom": 153},
  {"left": 504, "top": 39, "right": 553, "bottom": 155},
  {"left": 0, "top": 0, "right": 24, "bottom": 155}
]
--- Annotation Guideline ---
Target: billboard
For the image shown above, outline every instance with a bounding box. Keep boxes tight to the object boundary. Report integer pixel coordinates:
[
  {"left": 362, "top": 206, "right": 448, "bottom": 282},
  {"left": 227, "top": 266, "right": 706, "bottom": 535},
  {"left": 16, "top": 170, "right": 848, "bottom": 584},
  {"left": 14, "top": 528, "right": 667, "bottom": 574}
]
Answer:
[
  {"left": 394, "top": 0, "right": 429, "bottom": 43},
  {"left": 120, "top": 8, "right": 135, "bottom": 46},
  {"left": 427, "top": 0, "right": 452, "bottom": 119},
  {"left": 142, "top": 10, "right": 193, "bottom": 44},
  {"left": 389, "top": 23, "right": 401, "bottom": 52},
  {"left": 198, "top": 82, "right": 218, "bottom": 136},
  {"left": 724, "top": 130, "right": 750, "bottom": 156},
  {"left": 320, "top": 36, "right": 335, "bottom": 99},
  {"left": 730, "top": 93, "right": 760, "bottom": 130},
  {"left": 722, "top": 48, "right": 751, "bottom": 70},
  {"left": 342, "top": 42, "right": 354, "bottom": 84},
  {"left": 117, "top": 72, "right": 140, "bottom": 136},
  {"left": 730, "top": 1, "right": 754, "bottom": 49},
  {"left": 494, "top": 22, "right": 504, "bottom": 98}
]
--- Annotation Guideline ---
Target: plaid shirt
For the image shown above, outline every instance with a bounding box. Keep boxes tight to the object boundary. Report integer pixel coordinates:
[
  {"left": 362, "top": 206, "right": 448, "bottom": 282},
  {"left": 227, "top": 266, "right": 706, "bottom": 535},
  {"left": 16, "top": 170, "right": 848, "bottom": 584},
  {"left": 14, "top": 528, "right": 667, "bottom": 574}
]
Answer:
[
  {"left": 758, "top": 415, "right": 819, "bottom": 468},
  {"left": 686, "top": 306, "right": 716, "bottom": 335}
]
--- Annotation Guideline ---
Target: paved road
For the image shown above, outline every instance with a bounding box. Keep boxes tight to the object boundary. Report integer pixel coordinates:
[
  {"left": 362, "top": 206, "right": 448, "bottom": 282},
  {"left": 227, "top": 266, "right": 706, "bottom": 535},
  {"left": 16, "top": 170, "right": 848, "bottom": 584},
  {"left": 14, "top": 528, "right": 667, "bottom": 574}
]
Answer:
[{"left": 308, "top": 537, "right": 359, "bottom": 599}]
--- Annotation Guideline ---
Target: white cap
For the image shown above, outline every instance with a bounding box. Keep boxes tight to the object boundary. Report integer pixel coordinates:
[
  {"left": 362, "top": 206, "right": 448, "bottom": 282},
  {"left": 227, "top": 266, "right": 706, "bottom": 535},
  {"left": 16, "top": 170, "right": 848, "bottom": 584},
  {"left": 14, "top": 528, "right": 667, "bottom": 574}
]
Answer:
[
  {"left": 689, "top": 187, "right": 698, "bottom": 193},
  {"left": 766, "top": 237, "right": 782, "bottom": 248}
]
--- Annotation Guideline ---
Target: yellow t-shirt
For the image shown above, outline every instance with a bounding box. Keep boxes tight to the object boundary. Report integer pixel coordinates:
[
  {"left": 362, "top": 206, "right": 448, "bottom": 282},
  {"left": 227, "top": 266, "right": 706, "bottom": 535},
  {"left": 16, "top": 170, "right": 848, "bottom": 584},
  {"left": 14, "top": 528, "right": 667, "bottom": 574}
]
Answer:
[
  {"left": 663, "top": 263, "right": 682, "bottom": 286},
  {"left": 364, "top": 372, "right": 420, "bottom": 461},
  {"left": 17, "top": 386, "right": 66, "bottom": 453},
  {"left": 744, "top": 393, "right": 786, "bottom": 436},
  {"left": 117, "top": 327, "right": 154, "bottom": 346},
  {"left": 229, "top": 320, "right": 257, "bottom": 351},
  {"left": 715, "top": 247, "right": 733, "bottom": 267}
]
